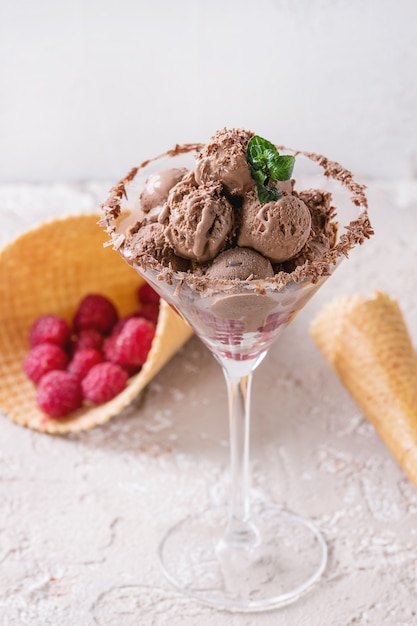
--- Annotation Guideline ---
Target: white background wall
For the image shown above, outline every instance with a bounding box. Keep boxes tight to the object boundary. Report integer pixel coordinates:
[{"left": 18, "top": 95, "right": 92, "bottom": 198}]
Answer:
[{"left": 0, "top": 0, "right": 416, "bottom": 183}]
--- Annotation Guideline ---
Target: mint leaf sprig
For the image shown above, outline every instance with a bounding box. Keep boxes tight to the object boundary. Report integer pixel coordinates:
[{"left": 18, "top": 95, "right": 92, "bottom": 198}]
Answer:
[{"left": 246, "top": 135, "right": 295, "bottom": 204}]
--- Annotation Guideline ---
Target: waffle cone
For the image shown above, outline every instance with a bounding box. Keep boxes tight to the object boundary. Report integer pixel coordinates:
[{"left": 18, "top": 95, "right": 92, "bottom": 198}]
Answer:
[
  {"left": 311, "top": 292, "right": 417, "bottom": 486},
  {"left": 0, "top": 214, "right": 193, "bottom": 434}
]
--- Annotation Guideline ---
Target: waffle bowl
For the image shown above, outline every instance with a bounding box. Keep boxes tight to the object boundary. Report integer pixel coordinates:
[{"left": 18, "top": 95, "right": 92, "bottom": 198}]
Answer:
[{"left": 0, "top": 214, "right": 193, "bottom": 434}]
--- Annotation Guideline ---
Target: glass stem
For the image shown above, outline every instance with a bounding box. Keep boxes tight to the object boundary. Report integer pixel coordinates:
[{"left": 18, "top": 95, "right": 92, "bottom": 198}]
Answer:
[{"left": 217, "top": 353, "right": 267, "bottom": 550}]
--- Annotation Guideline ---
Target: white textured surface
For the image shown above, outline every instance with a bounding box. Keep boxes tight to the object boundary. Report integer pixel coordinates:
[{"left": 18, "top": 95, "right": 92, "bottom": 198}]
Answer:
[
  {"left": 1, "top": 0, "right": 417, "bottom": 182},
  {"left": 1, "top": 181, "right": 417, "bottom": 625}
]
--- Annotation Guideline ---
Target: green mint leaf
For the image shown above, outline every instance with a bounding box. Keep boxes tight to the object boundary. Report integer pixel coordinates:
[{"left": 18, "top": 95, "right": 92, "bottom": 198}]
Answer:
[
  {"left": 249, "top": 166, "right": 267, "bottom": 187},
  {"left": 246, "top": 135, "right": 295, "bottom": 203},
  {"left": 256, "top": 183, "right": 280, "bottom": 204},
  {"left": 247, "top": 136, "right": 278, "bottom": 170},
  {"left": 269, "top": 155, "right": 295, "bottom": 181}
]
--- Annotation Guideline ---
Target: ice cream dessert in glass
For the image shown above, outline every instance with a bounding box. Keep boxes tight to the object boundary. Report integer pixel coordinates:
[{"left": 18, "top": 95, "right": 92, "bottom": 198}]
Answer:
[{"left": 100, "top": 129, "right": 372, "bottom": 612}]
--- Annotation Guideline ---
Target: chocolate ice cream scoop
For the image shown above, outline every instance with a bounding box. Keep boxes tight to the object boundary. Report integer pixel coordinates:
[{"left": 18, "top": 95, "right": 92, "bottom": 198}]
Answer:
[
  {"left": 206, "top": 247, "right": 274, "bottom": 281},
  {"left": 161, "top": 176, "right": 234, "bottom": 263},
  {"left": 237, "top": 192, "right": 312, "bottom": 263},
  {"left": 194, "top": 128, "right": 254, "bottom": 196},
  {"left": 140, "top": 168, "right": 188, "bottom": 220},
  {"left": 282, "top": 189, "right": 337, "bottom": 272},
  {"left": 275, "top": 179, "right": 295, "bottom": 196},
  {"left": 126, "top": 222, "right": 189, "bottom": 272}
]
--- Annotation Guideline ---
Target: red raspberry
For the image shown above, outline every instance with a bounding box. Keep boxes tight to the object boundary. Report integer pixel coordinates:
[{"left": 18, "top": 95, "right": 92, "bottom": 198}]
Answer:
[
  {"left": 103, "top": 317, "right": 155, "bottom": 368},
  {"left": 102, "top": 334, "right": 121, "bottom": 366},
  {"left": 109, "top": 308, "right": 159, "bottom": 335},
  {"left": 73, "top": 294, "right": 118, "bottom": 334},
  {"left": 68, "top": 348, "right": 103, "bottom": 381},
  {"left": 110, "top": 315, "right": 136, "bottom": 337},
  {"left": 135, "top": 304, "right": 159, "bottom": 326},
  {"left": 81, "top": 362, "right": 128, "bottom": 404},
  {"left": 37, "top": 371, "right": 83, "bottom": 418},
  {"left": 72, "top": 329, "right": 103, "bottom": 353},
  {"left": 29, "top": 315, "right": 71, "bottom": 348},
  {"left": 137, "top": 283, "right": 160, "bottom": 306},
  {"left": 23, "top": 343, "right": 69, "bottom": 384}
]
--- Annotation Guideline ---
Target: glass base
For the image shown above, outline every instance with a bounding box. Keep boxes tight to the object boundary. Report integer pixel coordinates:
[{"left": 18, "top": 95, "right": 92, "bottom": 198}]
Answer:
[{"left": 158, "top": 504, "right": 327, "bottom": 612}]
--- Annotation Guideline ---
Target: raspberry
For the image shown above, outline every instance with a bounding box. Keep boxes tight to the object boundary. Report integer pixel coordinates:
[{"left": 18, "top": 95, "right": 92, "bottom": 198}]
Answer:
[
  {"left": 37, "top": 371, "right": 83, "bottom": 418},
  {"left": 72, "top": 329, "right": 103, "bottom": 353},
  {"left": 73, "top": 294, "right": 118, "bottom": 334},
  {"left": 110, "top": 315, "right": 136, "bottom": 337},
  {"left": 104, "top": 317, "right": 155, "bottom": 368},
  {"left": 137, "top": 283, "right": 160, "bottom": 306},
  {"left": 81, "top": 362, "right": 128, "bottom": 404},
  {"left": 23, "top": 343, "right": 69, "bottom": 384},
  {"left": 103, "top": 334, "right": 117, "bottom": 361},
  {"left": 135, "top": 304, "right": 159, "bottom": 326},
  {"left": 29, "top": 315, "right": 71, "bottom": 348},
  {"left": 109, "top": 308, "right": 159, "bottom": 334},
  {"left": 68, "top": 348, "right": 103, "bottom": 381},
  {"left": 102, "top": 333, "right": 141, "bottom": 377}
]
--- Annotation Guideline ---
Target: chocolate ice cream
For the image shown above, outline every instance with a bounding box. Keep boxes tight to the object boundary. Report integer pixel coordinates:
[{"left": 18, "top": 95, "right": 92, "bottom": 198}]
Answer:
[
  {"left": 206, "top": 247, "right": 274, "bottom": 281},
  {"left": 126, "top": 222, "right": 189, "bottom": 272},
  {"left": 237, "top": 192, "right": 312, "bottom": 263},
  {"left": 101, "top": 128, "right": 372, "bottom": 294},
  {"left": 140, "top": 168, "right": 188, "bottom": 215},
  {"left": 160, "top": 174, "right": 234, "bottom": 263},
  {"left": 194, "top": 128, "right": 254, "bottom": 196},
  {"left": 282, "top": 190, "right": 337, "bottom": 272}
]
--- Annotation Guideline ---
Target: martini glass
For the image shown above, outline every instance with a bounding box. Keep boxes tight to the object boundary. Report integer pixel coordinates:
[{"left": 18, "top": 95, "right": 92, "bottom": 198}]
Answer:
[{"left": 101, "top": 144, "right": 371, "bottom": 612}]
